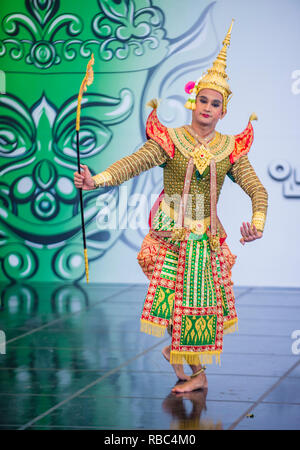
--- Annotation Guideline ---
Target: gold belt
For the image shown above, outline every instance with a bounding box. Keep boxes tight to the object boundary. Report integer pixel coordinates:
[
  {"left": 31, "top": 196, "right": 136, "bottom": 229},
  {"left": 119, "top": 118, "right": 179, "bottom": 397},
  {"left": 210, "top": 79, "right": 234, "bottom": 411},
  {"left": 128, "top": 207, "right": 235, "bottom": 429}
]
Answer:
[{"left": 160, "top": 198, "right": 210, "bottom": 235}]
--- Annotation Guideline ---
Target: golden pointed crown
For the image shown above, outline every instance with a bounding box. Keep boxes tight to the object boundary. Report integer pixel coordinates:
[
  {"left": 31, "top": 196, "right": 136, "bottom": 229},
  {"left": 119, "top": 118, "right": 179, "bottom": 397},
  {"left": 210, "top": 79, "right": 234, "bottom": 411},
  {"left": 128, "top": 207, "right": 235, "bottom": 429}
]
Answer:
[{"left": 185, "top": 19, "right": 234, "bottom": 113}]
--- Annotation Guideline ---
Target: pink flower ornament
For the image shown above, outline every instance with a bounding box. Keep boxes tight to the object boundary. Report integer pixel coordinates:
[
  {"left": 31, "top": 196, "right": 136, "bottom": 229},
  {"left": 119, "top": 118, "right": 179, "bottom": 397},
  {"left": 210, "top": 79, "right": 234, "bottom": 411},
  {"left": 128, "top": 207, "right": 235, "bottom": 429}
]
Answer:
[{"left": 185, "top": 81, "right": 195, "bottom": 94}]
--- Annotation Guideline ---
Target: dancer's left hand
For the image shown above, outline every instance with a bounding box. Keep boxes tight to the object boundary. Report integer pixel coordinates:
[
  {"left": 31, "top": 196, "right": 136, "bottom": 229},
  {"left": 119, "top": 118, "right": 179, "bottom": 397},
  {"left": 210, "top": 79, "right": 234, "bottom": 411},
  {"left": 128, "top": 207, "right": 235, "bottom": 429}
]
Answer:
[{"left": 240, "top": 222, "right": 262, "bottom": 245}]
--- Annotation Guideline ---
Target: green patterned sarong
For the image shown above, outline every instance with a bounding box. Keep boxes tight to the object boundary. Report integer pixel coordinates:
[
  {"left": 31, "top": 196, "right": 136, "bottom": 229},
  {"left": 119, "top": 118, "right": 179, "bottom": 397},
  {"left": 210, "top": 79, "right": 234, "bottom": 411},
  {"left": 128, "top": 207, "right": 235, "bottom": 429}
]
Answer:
[{"left": 140, "top": 207, "right": 237, "bottom": 365}]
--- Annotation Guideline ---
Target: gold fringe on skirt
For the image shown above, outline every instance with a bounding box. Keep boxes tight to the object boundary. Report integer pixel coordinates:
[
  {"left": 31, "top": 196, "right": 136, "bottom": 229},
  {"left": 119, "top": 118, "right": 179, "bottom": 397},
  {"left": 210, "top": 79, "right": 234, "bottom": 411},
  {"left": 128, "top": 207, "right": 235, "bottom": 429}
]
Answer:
[
  {"left": 140, "top": 319, "right": 166, "bottom": 337},
  {"left": 170, "top": 350, "right": 221, "bottom": 366},
  {"left": 223, "top": 317, "right": 238, "bottom": 335}
]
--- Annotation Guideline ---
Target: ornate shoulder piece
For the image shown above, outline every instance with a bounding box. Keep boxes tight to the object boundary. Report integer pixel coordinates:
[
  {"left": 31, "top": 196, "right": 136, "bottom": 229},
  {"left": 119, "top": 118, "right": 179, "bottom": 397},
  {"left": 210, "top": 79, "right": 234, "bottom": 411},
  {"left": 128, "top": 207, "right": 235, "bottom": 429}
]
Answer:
[
  {"left": 230, "top": 113, "right": 258, "bottom": 164},
  {"left": 146, "top": 99, "right": 175, "bottom": 158}
]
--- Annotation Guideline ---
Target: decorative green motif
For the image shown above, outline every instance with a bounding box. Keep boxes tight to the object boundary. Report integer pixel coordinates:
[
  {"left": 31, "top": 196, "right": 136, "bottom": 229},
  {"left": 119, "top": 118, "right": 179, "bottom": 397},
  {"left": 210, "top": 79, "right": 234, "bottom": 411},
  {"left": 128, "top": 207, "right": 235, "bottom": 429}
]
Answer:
[
  {"left": 0, "top": 89, "right": 134, "bottom": 280},
  {"left": 0, "top": 0, "right": 167, "bottom": 69},
  {"left": 93, "top": 0, "right": 165, "bottom": 61},
  {"left": 214, "top": 254, "right": 230, "bottom": 318},
  {"left": 0, "top": 89, "right": 133, "bottom": 223},
  {"left": 160, "top": 252, "right": 178, "bottom": 281},
  {"left": 150, "top": 285, "right": 174, "bottom": 320},
  {"left": 180, "top": 314, "right": 217, "bottom": 346},
  {"left": 1, "top": 0, "right": 82, "bottom": 69},
  {"left": 183, "top": 239, "right": 216, "bottom": 308}
]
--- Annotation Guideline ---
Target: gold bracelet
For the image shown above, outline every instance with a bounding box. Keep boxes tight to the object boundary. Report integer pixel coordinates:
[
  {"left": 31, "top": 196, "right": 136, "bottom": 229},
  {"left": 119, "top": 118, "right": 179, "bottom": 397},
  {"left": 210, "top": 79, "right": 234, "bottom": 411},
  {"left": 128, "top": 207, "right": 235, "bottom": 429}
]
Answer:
[
  {"left": 92, "top": 171, "right": 113, "bottom": 188},
  {"left": 251, "top": 211, "right": 266, "bottom": 231}
]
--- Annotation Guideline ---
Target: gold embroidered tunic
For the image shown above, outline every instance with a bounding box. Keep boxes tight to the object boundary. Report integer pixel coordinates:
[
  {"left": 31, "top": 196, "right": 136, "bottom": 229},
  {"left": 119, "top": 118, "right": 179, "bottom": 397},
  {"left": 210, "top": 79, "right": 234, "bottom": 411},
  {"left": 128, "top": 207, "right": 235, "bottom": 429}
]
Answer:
[{"left": 92, "top": 127, "right": 268, "bottom": 232}]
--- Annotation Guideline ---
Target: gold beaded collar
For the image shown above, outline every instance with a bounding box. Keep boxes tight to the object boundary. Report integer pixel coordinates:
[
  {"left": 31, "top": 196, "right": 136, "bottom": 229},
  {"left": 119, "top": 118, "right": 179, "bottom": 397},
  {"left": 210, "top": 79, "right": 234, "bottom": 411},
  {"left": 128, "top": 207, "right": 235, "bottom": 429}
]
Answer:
[{"left": 168, "top": 126, "right": 235, "bottom": 163}]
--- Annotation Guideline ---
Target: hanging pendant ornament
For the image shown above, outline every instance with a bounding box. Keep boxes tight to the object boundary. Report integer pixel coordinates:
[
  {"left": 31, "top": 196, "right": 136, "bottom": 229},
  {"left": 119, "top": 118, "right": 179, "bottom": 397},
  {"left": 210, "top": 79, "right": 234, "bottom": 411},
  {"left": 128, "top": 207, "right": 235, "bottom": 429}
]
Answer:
[{"left": 75, "top": 53, "right": 95, "bottom": 283}]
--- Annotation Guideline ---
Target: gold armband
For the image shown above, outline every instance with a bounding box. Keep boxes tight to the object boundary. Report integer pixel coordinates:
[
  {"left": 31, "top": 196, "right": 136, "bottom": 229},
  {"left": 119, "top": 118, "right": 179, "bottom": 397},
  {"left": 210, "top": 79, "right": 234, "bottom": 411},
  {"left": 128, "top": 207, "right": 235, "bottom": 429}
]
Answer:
[{"left": 92, "top": 171, "right": 113, "bottom": 188}]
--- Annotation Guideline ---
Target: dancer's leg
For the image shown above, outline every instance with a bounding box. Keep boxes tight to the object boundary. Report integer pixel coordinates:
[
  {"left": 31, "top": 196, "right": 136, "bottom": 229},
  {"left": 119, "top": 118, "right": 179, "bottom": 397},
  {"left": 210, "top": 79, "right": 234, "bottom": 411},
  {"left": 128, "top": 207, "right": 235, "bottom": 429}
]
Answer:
[{"left": 162, "top": 345, "right": 190, "bottom": 381}]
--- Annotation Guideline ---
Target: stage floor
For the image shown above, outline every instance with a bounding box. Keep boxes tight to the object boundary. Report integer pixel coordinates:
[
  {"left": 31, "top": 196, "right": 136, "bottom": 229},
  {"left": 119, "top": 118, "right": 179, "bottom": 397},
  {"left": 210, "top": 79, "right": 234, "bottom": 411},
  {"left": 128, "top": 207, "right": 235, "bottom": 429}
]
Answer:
[{"left": 0, "top": 282, "right": 299, "bottom": 430}]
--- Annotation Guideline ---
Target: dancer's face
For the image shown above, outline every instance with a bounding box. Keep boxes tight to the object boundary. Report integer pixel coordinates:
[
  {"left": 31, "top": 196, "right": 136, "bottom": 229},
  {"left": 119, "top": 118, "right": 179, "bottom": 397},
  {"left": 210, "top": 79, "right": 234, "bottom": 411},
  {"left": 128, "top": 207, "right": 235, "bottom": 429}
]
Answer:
[{"left": 192, "top": 89, "right": 226, "bottom": 128}]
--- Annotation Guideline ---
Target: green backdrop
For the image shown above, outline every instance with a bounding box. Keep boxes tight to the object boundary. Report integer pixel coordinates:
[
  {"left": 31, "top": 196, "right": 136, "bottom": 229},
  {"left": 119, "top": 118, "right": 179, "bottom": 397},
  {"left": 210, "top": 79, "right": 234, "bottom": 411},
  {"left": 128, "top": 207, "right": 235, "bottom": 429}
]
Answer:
[{"left": 0, "top": 0, "right": 217, "bottom": 283}]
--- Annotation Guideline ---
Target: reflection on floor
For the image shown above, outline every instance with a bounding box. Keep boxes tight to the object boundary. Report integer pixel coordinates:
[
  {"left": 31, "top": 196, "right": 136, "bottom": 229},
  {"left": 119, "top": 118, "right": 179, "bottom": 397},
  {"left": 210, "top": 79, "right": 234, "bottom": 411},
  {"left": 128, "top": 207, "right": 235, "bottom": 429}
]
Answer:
[{"left": 0, "top": 282, "right": 299, "bottom": 430}]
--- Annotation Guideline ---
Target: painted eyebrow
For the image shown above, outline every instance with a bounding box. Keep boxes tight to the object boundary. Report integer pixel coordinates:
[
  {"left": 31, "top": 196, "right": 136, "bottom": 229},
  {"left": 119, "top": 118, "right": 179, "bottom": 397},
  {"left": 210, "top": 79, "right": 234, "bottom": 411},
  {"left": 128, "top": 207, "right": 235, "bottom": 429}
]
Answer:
[{"left": 198, "top": 96, "right": 221, "bottom": 104}]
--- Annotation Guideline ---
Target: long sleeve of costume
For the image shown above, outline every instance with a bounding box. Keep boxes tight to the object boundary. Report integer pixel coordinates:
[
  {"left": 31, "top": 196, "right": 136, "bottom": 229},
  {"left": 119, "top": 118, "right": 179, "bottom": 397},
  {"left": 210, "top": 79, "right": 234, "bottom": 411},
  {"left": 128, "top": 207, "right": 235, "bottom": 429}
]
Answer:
[
  {"left": 92, "top": 139, "right": 168, "bottom": 187},
  {"left": 229, "top": 155, "right": 268, "bottom": 232}
]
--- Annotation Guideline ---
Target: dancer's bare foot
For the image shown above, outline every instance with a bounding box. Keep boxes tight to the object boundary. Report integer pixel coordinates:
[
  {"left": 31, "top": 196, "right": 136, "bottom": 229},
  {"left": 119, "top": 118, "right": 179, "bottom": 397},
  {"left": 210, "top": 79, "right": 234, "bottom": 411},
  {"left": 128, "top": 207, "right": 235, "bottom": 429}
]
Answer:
[
  {"left": 162, "top": 345, "right": 190, "bottom": 381},
  {"left": 171, "top": 366, "right": 208, "bottom": 393}
]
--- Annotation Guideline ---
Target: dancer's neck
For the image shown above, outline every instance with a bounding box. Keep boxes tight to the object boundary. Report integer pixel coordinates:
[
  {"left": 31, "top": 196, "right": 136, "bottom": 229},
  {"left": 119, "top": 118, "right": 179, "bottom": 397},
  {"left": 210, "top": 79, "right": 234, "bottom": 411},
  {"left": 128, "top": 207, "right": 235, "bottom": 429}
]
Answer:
[
  {"left": 188, "top": 122, "right": 216, "bottom": 143},
  {"left": 190, "top": 121, "right": 216, "bottom": 140}
]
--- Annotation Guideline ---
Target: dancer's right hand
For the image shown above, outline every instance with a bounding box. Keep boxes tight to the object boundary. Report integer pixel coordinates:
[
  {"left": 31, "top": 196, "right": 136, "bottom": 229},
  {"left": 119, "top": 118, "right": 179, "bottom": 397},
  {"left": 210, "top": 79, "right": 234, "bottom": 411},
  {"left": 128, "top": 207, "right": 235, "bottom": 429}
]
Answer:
[{"left": 73, "top": 164, "right": 95, "bottom": 190}]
